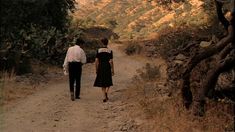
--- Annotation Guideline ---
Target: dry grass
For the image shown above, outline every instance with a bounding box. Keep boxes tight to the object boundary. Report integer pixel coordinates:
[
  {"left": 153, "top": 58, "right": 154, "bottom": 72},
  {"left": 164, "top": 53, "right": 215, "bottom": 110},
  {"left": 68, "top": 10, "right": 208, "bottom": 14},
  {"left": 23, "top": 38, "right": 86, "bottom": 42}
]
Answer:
[
  {"left": 125, "top": 43, "right": 142, "bottom": 55},
  {"left": 0, "top": 63, "right": 64, "bottom": 107},
  {"left": 124, "top": 62, "right": 234, "bottom": 132},
  {"left": 127, "top": 84, "right": 234, "bottom": 131},
  {"left": 0, "top": 71, "right": 37, "bottom": 106},
  {"left": 147, "top": 96, "right": 233, "bottom": 131}
]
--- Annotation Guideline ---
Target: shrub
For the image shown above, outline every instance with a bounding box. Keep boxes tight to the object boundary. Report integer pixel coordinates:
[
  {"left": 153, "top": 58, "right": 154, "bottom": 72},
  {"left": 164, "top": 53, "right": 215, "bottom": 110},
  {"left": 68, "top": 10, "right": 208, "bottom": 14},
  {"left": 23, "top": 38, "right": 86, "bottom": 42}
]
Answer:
[
  {"left": 0, "top": 0, "right": 76, "bottom": 74},
  {"left": 137, "top": 63, "right": 161, "bottom": 81},
  {"left": 125, "top": 44, "right": 142, "bottom": 55}
]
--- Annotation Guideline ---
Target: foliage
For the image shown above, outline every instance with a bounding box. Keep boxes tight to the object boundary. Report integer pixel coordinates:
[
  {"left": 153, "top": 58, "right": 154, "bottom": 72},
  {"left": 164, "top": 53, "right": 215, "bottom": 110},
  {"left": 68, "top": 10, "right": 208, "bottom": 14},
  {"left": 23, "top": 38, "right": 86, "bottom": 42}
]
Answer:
[
  {"left": 125, "top": 43, "right": 142, "bottom": 55},
  {"left": 148, "top": 0, "right": 184, "bottom": 5},
  {"left": 153, "top": 24, "right": 223, "bottom": 59},
  {"left": 137, "top": 63, "right": 161, "bottom": 82},
  {"left": 72, "top": 17, "right": 97, "bottom": 28},
  {"left": 82, "top": 39, "right": 104, "bottom": 63},
  {"left": 0, "top": 0, "right": 76, "bottom": 74},
  {"left": 102, "top": 19, "right": 118, "bottom": 29},
  {"left": 0, "top": 0, "right": 75, "bottom": 33}
]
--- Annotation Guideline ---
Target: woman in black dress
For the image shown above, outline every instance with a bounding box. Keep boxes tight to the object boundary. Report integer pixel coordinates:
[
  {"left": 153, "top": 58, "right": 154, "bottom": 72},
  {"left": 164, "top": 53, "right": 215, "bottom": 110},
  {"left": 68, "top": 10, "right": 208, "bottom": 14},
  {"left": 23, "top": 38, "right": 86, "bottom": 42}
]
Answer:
[{"left": 94, "top": 38, "right": 114, "bottom": 102}]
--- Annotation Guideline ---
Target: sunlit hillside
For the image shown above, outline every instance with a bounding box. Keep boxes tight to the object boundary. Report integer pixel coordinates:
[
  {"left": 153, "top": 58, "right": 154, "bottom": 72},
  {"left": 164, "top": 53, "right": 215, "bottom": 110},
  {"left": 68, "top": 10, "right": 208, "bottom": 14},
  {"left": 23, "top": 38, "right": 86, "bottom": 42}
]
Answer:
[{"left": 73, "top": 0, "right": 233, "bottom": 40}]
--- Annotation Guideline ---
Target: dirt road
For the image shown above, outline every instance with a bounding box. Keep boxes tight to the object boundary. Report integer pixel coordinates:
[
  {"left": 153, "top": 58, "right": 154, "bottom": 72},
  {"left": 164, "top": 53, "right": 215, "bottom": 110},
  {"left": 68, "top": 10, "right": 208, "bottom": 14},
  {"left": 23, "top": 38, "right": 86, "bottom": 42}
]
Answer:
[{"left": 1, "top": 44, "right": 150, "bottom": 132}]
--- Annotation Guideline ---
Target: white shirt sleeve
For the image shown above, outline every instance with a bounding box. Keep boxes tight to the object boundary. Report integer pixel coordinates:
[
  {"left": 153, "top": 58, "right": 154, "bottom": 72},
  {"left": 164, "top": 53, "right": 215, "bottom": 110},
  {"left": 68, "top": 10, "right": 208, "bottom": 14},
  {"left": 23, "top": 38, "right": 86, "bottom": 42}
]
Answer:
[
  {"left": 80, "top": 49, "right": 87, "bottom": 64},
  {"left": 63, "top": 49, "right": 69, "bottom": 68}
]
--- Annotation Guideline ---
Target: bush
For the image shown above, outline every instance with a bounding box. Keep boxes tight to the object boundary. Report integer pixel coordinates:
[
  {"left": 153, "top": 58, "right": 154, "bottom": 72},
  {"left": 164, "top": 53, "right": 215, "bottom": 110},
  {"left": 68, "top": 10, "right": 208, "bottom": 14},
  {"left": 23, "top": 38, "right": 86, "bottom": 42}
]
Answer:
[
  {"left": 0, "top": 0, "right": 76, "bottom": 74},
  {"left": 137, "top": 63, "right": 161, "bottom": 81},
  {"left": 85, "top": 50, "right": 97, "bottom": 63},
  {"left": 82, "top": 39, "right": 104, "bottom": 63},
  {"left": 125, "top": 44, "right": 142, "bottom": 55}
]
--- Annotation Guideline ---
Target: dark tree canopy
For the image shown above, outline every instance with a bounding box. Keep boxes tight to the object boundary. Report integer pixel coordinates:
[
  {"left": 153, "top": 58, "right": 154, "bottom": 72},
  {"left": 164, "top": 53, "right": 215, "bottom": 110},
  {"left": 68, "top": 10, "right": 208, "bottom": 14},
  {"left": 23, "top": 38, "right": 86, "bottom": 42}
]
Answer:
[
  {"left": 0, "top": 0, "right": 76, "bottom": 74},
  {"left": 0, "top": 0, "right": 75, "bottom": 41}
]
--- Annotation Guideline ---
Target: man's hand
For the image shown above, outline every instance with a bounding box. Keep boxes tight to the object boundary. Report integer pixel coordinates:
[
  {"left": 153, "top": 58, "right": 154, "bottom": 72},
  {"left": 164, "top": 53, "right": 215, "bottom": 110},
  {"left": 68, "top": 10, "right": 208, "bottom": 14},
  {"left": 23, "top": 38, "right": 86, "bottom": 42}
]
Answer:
[{"left": 63, "top": 67, "right": 68, "bottom": 76}]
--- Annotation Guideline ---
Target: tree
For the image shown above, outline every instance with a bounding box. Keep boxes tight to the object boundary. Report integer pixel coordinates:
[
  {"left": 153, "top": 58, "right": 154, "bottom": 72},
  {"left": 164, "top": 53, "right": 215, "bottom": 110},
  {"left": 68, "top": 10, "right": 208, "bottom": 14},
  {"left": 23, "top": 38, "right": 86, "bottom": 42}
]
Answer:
[
  {"left": 181, "top": 0, "right": 234, "bottom": 116},
  {"left": 0, "top": 0, "right": 76, "bottom": 74}
]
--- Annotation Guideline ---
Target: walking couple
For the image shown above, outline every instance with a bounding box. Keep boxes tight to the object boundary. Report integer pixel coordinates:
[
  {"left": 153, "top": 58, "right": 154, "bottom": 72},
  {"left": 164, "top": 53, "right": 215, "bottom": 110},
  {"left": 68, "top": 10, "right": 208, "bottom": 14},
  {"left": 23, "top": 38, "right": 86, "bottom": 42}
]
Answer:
[{"left": 63, "top": 38, "right": 114, "bottom": 102}]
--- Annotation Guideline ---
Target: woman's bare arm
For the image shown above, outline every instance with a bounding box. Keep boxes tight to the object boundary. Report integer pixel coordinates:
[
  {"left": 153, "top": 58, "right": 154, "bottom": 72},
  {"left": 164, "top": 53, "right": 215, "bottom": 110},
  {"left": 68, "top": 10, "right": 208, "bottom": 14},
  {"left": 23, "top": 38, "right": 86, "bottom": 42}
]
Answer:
[
  {"left": 95, "top": 58, "right": 99, "bottom": 74},
  {"left": 109, "top": 59, "right": 114, "bottom": 76}
]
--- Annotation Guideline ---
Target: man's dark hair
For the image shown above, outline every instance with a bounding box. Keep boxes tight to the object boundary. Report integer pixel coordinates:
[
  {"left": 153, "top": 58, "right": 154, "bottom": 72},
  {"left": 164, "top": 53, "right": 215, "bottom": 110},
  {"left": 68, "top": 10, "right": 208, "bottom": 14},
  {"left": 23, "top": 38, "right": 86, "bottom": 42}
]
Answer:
[
  {"left": 101, "top": 38, "right": 109, "bottom": 46},
  {"left": 76, "top": 38, "right": 85, "bottom": 45}
]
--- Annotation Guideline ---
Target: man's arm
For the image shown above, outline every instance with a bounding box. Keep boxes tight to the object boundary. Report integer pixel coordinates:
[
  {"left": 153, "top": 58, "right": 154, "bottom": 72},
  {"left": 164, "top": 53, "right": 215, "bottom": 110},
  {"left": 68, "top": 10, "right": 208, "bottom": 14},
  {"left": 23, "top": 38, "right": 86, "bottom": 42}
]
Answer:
[
  {"left": 80, "top": 49, "right": 87, "bottom": 64},
  {"left": 63, "top": 49, "right": 69, "bottom": 68},
  {"left": 63, "top": 49, "right": 69, "bottom": 75}
]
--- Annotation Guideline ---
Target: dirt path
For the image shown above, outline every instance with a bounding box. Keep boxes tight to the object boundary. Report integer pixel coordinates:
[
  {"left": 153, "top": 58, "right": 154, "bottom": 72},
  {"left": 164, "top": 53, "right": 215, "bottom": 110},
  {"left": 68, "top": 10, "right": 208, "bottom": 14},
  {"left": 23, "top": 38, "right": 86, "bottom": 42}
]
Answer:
[{"left": 1, "top": 43, "right": 153, "bottom": 132}]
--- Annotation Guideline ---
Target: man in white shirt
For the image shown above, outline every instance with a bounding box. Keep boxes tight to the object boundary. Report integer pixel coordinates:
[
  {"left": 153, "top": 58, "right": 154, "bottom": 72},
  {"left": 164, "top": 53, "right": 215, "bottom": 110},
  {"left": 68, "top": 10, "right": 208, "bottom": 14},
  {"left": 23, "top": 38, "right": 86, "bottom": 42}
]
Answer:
[{"left": 63, "top": 38, "right": 87, "bottom": 101}]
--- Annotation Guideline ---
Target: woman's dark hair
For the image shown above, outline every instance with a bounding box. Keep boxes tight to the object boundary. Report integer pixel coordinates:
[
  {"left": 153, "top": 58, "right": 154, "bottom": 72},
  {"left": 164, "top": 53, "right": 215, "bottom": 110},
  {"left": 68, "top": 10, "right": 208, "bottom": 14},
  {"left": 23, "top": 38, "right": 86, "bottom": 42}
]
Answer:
[
  {"left": 101, "top": 38, "right": 109, "bottom": 46},
  {"left": 76, "top": 38, "right": 85, "bottom": 45}
]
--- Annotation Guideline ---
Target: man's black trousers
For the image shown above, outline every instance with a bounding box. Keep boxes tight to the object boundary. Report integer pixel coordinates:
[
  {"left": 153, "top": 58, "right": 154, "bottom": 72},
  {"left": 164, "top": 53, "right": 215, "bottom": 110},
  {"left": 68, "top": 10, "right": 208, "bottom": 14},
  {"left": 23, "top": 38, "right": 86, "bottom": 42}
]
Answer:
[{"left": 68, "top": 62, "right": 82, "bottom": 98}]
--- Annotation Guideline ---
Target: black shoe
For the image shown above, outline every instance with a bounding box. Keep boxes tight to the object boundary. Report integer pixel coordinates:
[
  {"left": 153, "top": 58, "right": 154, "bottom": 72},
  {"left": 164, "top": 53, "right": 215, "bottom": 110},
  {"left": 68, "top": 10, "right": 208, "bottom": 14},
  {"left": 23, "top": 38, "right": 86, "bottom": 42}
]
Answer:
[
  {"left": 105, "top": 93, "right": 109, "bottom": 100},
  {"left": 71, "top": 97, "right": 75, "bottom": 101},
  {"left": 103, "top": 99, "right": 107, "bottom": 102},
  {"left": 71, "top": 92, "right": 75, "bottom": 101},
  {"left": 75, "top": 97, "right": 80, "bottom": 99}
]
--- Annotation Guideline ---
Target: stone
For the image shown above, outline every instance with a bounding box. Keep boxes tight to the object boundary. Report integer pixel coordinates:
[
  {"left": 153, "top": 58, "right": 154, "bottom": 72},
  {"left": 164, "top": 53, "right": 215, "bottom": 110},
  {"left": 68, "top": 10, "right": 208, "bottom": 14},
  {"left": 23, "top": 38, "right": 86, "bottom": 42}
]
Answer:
[
  {"left": 175, "top": 54, "right": 187, "bottom": 60},
  {"left": 200, "top": 41, "right": 212, "bottom": 48},
  {"left": 174, "top": 60, "right": 184, "bottom": 64}
]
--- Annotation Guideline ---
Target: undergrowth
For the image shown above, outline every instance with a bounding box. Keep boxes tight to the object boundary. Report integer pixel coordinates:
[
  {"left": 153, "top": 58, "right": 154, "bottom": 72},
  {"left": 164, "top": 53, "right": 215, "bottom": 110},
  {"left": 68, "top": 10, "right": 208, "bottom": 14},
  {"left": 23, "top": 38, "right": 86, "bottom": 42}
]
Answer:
[{"left": 127, "top": 62, "right": 234, "bottom": 131}]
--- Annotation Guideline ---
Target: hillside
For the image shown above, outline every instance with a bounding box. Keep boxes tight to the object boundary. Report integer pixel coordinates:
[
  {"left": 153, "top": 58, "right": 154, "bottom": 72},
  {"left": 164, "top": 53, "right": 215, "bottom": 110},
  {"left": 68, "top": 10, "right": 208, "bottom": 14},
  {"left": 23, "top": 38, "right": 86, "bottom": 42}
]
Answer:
[{"left": 73, "top": 0, "right": 226, "bottom": 40}]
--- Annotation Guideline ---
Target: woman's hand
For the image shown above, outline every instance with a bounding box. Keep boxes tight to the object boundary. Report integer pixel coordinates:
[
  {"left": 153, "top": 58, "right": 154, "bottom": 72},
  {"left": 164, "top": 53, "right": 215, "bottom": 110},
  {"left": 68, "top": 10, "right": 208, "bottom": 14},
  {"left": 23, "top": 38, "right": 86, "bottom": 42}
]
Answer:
[{"left": 112, "top": 70, "right": 114, "bottom": 76}]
